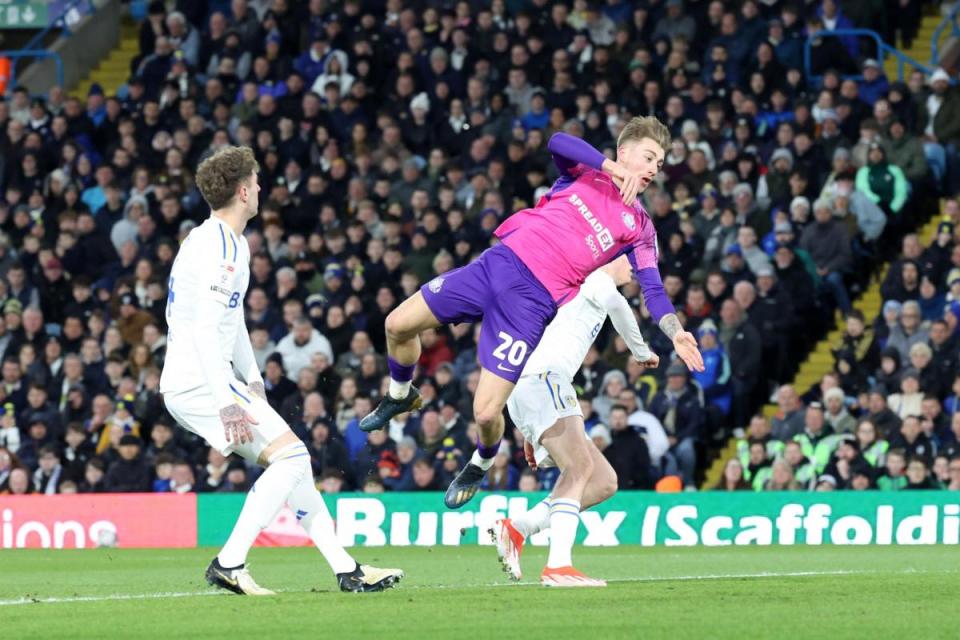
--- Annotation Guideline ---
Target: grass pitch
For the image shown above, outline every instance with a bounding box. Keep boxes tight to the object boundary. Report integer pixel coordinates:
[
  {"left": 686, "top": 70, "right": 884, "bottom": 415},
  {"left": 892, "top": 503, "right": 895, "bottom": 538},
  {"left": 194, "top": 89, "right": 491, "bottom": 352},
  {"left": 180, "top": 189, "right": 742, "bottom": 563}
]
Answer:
[{"left": 2, "top": 545, "right": 957, "bottom": 639}]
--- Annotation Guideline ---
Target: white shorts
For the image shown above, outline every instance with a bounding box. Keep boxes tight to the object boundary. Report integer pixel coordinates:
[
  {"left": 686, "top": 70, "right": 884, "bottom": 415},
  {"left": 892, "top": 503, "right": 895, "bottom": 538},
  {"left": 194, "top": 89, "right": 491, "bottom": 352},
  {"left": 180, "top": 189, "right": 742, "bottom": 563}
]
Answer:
[
  {"left": 162, "top": 379, "right": 290, "bottom": 460},
  {"left": 506, "top": 371, "right": 583, "bottom": 468}
]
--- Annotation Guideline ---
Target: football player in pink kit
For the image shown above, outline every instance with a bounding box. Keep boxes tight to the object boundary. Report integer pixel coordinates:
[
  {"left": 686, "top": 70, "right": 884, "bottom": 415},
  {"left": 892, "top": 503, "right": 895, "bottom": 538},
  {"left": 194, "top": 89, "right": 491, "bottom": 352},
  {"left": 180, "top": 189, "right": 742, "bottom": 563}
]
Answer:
[{"left": 360, "top": 117, "right": 704, "bottom": 508}]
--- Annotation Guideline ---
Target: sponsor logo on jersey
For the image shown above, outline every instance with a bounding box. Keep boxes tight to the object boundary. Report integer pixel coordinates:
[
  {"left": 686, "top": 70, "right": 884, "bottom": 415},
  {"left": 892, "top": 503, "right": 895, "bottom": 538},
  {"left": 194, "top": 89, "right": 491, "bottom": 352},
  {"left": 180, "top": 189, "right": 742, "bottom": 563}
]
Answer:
[
  {"left": 569, "top": 193, "right": 614, "bottom": 252},
  {"left": 210, "top": 285, "right": 231, "bottom": 296},
  {"left": 621, "top": 211, "right": 636, "bottom": 231},
  {"left": 585, "top": 234, "right": 600, "bottom": 259},
  {"left": 428, "top": 276, "right": 445, "bottom": 293}
]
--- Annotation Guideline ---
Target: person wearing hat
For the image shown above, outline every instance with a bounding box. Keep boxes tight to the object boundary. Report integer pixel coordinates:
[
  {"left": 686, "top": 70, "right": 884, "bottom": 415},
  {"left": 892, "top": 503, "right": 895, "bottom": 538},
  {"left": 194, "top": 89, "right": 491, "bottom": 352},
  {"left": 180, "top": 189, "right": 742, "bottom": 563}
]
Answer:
[
  {"left": 721, "top": 243, "right": 752, "bottom": 287},
  {"left": 103, "top": 434, "right": 150, "bottom": 493},
  {"left": 799, "top": 196, "right": 853, "bottom": 313},
  {"left": 917, "top": 67, "right": 960, "bottom": 191},
  {"left": 117, "top": 291, "right": 156, "bottom": 346},
  {"left": 160, "top": 146, "right": 402, "bottom": 595},
  {"left": 648, "top": 359, "right": 703, "bottom": 488},
  {"left": 883, "top": 117, "right": 928, "bottom": 184},
  {"left": 691, "top": 319, "right": 732, "bottom": 417},
  {"left": 765, "top": 148, "right": 795, "bottom": 208},
  {"left": 857, "top": 141, "right": 909, "bottom": 218}
]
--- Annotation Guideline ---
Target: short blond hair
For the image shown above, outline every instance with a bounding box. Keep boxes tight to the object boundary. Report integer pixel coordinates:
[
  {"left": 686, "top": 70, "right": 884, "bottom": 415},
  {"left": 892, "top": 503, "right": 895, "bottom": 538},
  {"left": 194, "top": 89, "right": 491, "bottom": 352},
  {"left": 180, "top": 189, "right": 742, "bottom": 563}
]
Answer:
[
  {"left": 195, "top": 146, "right": 259, "bottom": 210},
  {"left": 617, "top": 116, "right": 671, "bottom": 151}
]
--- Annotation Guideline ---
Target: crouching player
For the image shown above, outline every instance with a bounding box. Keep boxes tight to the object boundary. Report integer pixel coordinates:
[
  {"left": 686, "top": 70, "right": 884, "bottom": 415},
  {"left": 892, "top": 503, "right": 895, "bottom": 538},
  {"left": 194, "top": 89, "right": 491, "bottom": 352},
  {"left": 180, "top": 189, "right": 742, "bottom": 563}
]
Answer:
[{"left": 489, "top": 256, "right": 662, "bottom": 587}]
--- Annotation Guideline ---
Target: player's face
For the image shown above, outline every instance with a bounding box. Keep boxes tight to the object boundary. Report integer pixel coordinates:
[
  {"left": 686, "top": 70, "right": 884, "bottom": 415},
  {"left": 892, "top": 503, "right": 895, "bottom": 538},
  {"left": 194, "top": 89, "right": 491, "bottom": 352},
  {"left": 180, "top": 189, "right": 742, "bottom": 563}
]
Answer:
[
  {"left": 618, "top": 138, "right": 664, "bottom": 191},
  {"left": 240, "top": 170, "right": 260, "bottom": 219}
]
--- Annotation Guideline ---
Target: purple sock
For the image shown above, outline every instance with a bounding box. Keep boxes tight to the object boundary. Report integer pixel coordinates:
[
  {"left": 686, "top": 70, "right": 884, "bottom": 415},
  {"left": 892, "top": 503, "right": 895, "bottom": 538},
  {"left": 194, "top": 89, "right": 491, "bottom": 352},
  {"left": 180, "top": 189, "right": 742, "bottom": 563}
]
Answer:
[
  {"left": 387, "top": 356, "right": 415, "bottom": 382},
  {"left": 476, "top": 438, "right": 501, "bottom": 460}
]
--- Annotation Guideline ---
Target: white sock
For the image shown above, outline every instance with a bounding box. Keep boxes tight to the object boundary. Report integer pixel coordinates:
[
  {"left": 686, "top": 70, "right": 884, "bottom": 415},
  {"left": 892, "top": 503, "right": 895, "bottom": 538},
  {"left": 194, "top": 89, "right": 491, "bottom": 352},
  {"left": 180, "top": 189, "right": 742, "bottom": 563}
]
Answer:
[
  {"left": 389, "top": 379, "right": 411, "bottom": 399},
  {"left": 218, "top": 442, "right": 310, "bottom": 568},
  {"left": 546, "top": 498, "right": 581, "bottom": 568},
  {"left": 512, "top": 497, "right": 552, "bottom": 538},
  {"left": 287, "top": 473, "right": 357, "bottom": 574},
  {"left": 470, "top": 449, "right": 495, "bottom": 471}
]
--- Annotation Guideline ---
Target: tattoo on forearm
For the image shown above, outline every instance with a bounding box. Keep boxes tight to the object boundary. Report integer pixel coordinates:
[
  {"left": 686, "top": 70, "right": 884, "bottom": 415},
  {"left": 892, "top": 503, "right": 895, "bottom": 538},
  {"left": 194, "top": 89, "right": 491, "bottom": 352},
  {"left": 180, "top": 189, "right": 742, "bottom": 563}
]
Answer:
[{"left": 659, "top": 313, "right": 683, "bottom": 340}]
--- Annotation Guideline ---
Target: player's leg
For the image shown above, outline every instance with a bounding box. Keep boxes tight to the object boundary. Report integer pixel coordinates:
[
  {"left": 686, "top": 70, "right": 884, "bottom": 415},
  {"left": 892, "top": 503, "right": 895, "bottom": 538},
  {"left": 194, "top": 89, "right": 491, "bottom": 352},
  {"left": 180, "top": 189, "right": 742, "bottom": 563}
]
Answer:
[
  {"left": 233, "top": 394, "right": 403, "bottom": 592},
  {"left": 359, "top": 292, "right": 438, "bottom": 431},
  {"left": 537, "top": 417, "right": 607, "bottom": 587},
  {"left": 362, "top": 259, "right": 487, "bottom": 432},
  {"left": 445, "top": 281, "right": 555, "bottom": 508},
  {"left": 509, "top": 442, "right": 616, "bottom": 540},
  {"left": 579, "top": 443, "right": 618, "bottom": 510},
  {"left": 444, "top": 367, "right": 515, "bottom": 508}
]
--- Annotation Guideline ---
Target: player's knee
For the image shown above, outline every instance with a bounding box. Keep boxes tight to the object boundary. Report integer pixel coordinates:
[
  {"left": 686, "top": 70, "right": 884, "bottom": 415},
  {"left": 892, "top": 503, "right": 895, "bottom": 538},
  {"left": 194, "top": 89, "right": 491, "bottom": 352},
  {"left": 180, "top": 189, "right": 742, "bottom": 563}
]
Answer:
[
  {"left": 595, "top": 465, "right": 618, "bottom": 502},
  {"left": 384, "top": 310, "right": 411, "bottom": 343},
  {"left": 473, "top": 405, "right": 503, "bottom": 431}
]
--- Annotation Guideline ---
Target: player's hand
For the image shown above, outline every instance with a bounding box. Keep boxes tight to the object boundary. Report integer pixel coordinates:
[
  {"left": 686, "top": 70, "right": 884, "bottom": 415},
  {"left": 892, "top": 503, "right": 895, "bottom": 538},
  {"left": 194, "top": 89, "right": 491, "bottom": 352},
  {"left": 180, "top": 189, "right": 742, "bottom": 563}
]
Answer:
[
  {"left": 638, "top": 353, "right": 660, "bottom": 369},
  {"left": 603, "top": 159, "right": 642, "bottom": 205},
  {"left": 220, "top": 403, "right": 257, "bottom": 445},
  {"left": 523, "top": 440, "right": 537, "bottom": 471},
  {"left": 248, "top": 381, "right": 267, "bottom": 401},
  {"left": 617, "top": 172, "right": 643, "bottom": 205},
  {"left": 673, "top": 331, "right": 705, "bottom": 372}
]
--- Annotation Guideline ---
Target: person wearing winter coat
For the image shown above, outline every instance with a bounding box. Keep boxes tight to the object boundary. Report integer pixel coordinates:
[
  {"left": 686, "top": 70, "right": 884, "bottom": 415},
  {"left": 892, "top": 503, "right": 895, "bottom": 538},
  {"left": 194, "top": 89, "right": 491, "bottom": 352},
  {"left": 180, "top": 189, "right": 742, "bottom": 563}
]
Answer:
[
  {"left": 692, "top": 321, "right": 732, "bottom": 417},
  {"left": 856, "top": 143, "right": 908, "bottom": 216},
  {"left": 882, "top": 119, "right": 929, "bottom": 185},
  {"left": 800, "top": 198, "right": 852, "bottom": 313},
  {"left": 829, "top": 170, "right": 886, "bottom": 243}
]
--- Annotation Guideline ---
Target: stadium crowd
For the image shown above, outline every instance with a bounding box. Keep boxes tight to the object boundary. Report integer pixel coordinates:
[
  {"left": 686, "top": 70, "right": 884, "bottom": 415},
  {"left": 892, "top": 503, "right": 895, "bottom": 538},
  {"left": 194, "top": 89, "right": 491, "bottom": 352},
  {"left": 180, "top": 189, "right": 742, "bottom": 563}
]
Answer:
[{"left": 0, "top": 0, "right": 956, "bottom": 496}]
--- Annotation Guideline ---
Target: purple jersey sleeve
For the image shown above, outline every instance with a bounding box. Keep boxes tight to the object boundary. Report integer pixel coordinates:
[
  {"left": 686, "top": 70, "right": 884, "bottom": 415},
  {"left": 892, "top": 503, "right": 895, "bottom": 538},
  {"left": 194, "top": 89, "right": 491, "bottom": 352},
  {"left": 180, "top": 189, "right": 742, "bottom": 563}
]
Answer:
[
  {"left": 547, "top": 132, "right": 607, "bottom": 176},
  {"left": 626, "top": 251, "right": 675, "bottom": 323}
]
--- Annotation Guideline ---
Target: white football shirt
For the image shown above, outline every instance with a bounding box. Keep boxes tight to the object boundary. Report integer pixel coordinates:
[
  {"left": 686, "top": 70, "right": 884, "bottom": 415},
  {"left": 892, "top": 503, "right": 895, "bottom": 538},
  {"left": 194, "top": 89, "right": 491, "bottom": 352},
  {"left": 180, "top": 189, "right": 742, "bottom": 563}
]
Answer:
[
  {"left": 159, "top": 217, "right": 250, "bottom": 398},
  {"left": 521, "top": 269, "right": 650, "bottom": 381}
]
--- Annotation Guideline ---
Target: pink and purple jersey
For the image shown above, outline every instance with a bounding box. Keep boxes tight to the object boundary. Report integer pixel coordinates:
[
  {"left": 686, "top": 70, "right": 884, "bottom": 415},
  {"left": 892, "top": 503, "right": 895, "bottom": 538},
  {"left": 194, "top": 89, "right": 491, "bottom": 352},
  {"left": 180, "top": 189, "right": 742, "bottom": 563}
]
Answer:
[{"left": 494, "top": 133, "right": 673, "bottom": 320}]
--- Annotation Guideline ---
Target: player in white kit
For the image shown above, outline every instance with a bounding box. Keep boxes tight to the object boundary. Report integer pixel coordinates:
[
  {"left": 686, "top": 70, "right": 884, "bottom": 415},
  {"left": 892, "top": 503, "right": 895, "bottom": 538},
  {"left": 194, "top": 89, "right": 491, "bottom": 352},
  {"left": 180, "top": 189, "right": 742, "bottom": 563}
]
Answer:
[
  {"left": 488, "top": 256, "right": 660, "bottom": 587},
  {"left": 160, "top": 146, "right": 402, "bottom": 595}
]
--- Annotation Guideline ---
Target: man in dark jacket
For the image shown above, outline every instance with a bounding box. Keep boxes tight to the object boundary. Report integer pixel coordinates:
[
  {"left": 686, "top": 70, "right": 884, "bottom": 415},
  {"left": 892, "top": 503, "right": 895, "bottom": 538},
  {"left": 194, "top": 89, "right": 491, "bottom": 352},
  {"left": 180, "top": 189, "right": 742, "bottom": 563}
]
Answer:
[
  {"left": 104, "top": 435, "right": 151, "bottom": 492},
  {"left": 603, "top": 405, "right": 652, "bottom": 490},
  {"left": 307, "top": 419, "right": 355, "bottom": 489},
  {"left": 800, "top": 198, "right": 852, "bottom": 313},
  {"left": 719, "top": 299, "right": 763, "bottom": 428},
  {"left": 648, "top": 363, "right": 703, "bottom": 487}
]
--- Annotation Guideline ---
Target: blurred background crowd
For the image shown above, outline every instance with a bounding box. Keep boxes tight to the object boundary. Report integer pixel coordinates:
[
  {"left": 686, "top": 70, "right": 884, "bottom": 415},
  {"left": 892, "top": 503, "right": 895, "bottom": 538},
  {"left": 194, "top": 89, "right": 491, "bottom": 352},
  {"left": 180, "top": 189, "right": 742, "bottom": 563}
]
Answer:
[{"left": 0, "top": 0, "right": 958, "bottom": 497}]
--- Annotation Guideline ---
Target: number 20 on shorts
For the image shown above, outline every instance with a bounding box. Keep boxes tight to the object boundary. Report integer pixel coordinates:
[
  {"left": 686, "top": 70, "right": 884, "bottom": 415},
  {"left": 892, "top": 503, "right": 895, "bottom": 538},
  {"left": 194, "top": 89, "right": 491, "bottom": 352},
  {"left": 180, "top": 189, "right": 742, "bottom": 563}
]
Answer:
[{"left": 492, "top": 331, "right": 528, "bottom": 367}]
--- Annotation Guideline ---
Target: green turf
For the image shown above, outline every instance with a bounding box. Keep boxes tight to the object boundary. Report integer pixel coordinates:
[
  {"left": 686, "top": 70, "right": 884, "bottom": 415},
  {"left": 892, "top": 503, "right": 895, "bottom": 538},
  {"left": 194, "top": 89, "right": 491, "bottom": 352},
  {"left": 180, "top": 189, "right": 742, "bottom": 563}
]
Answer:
[{"left": 1, "top": 545, "right": 957, "bottom": 639}]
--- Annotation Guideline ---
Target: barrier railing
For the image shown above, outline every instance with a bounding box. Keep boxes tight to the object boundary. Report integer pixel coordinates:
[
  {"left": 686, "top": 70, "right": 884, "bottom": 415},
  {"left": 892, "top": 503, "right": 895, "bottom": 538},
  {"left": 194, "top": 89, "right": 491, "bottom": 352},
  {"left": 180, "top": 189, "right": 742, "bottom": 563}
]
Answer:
[
  {"left": 0, "top": 50, "right": 65, "bottom": 94},
  {"left": 2, "top": 0, "right": 95, "bottom": 96},
  {"left": 932, "top": 2, "right": 960, "bottom": 67},
  {"left": 804, "top": 28, "right": 935, "bottom": 85}
]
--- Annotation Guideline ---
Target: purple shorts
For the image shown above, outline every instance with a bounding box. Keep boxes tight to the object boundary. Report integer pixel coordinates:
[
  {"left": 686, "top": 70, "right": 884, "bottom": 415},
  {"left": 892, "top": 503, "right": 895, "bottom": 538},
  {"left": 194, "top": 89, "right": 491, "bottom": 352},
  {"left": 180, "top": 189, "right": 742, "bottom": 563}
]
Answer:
[{"left": 421, "top": 243, "right": 557, "bottom": 382}]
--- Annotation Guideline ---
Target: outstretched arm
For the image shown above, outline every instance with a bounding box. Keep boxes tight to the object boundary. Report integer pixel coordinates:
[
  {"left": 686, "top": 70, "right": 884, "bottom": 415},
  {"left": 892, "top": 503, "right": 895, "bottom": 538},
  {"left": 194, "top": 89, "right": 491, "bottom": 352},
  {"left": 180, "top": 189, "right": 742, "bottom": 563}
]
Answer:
[{"left": 627, "top": 248, "right": 705, "bottom": 372}]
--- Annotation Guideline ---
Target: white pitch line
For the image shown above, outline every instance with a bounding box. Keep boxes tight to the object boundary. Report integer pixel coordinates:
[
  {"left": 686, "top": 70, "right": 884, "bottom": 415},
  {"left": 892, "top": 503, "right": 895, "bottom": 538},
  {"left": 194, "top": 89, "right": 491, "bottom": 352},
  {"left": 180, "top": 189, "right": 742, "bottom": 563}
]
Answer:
[{"left": 0, "top": 568, "right": 947, "bottom": 607}]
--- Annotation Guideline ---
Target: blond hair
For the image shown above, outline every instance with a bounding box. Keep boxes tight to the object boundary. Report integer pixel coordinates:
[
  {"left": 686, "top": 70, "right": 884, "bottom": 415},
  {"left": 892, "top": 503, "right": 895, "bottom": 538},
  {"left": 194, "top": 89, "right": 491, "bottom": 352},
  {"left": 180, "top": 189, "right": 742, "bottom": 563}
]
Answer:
[
  {"left": 195, "top": 146, "right": 259, "bottom": 211},
  {"left": 617, "top": 116, "right": 671, "bottom": 151}
]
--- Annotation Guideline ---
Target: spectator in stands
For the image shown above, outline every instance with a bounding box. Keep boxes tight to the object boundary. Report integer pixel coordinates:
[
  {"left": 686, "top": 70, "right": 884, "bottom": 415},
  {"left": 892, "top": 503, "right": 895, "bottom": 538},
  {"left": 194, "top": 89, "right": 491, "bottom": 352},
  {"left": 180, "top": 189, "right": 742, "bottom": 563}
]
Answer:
[
  {"left": 800, "top": 198, "right": 853, "bottom": 313},
  {"left": 648, "top": 361, "right": 702, "bottom": 488},
  {"left": 604, "top": 405, "right": 652, "bottom": 490}
]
